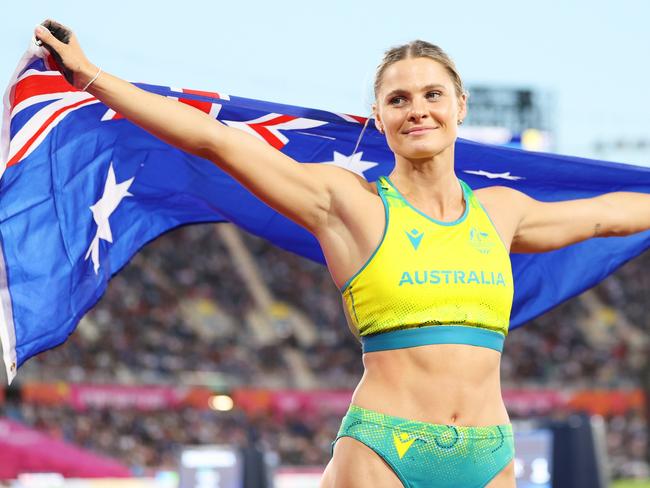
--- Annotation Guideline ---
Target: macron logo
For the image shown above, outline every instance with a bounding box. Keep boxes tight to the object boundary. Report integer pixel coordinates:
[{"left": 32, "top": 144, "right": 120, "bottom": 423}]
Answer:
[
  {"left": 405, "top": 228, "right": 424, "bottom": 250},
  {"left": 393, "top": 432, "right": 416, "bottom": 459}
]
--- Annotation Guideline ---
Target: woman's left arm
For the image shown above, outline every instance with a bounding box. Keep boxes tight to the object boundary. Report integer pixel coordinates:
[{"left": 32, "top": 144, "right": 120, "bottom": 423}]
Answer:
[{"left": 499, "top": 188, "right": 650, "bottom": 253}]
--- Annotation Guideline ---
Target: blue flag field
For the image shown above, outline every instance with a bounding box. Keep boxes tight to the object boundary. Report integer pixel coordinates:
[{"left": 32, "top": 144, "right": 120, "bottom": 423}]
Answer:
[{"left": 1, "top": 44, "right": 649, "bottom": 384}]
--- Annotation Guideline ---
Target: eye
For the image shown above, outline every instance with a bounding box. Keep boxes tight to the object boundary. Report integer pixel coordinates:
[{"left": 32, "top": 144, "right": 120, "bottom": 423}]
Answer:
[
  {"left": 426, "top": 91, "right": 442, "bottom": 100},
  {"left": 389, "top": 95, "right": 407, "bottom": 106}
]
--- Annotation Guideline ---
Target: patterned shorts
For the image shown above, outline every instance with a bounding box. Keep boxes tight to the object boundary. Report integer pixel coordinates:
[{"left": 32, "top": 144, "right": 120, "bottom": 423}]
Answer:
[{"left": 332, "top": 405, "right": 514, "bottom": 488}]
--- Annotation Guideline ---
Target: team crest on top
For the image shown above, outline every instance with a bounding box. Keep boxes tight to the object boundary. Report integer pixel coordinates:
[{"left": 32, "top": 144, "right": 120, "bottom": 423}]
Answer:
[{"left": 469, "top": 226, "right": 494, "bottom": 254}]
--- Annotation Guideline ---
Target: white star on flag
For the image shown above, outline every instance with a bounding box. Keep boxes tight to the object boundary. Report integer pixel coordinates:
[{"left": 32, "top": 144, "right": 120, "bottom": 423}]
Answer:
[
  {"left": 85, "top": 162, "right": 135, "bottom": 274},
  {"left": 463, "top": 170, "right": 525, "bottom": 181},
  {"left": 320, "top": 151, "right": 379, "bottom": 177}
]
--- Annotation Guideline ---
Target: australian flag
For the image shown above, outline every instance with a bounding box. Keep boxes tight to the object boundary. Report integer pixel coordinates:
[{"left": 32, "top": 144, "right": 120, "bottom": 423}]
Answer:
[{"left": 1, "top": 43, "right": 650, "bottom": 384}]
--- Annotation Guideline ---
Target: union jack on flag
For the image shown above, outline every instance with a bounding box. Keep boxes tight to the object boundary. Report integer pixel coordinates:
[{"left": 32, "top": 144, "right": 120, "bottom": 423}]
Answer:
[{"left": 1, "top": 43, "right": 650, "bottom": 383}]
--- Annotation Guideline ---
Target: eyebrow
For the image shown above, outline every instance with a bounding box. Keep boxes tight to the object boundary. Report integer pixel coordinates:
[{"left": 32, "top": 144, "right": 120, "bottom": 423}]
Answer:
[{"left": 384, "top": 84, "right": 447, "bottom": 100}]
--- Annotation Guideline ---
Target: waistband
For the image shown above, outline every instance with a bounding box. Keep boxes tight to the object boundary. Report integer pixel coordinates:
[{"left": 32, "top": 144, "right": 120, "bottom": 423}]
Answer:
[
  {"left": 343, "top": 404, "right": 513, "bottom": 438},
  {"left": 361, "top": 325, "right": 505, "bottom": 353}
]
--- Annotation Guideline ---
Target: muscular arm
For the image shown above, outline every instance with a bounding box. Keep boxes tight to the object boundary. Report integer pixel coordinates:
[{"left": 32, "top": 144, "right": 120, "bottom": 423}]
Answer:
[
  {"left": 507, "top": 188, "right": 650, "bottom": 253},
  {"left": 34, "top": 21, "right": 340, "bottom": 234}
]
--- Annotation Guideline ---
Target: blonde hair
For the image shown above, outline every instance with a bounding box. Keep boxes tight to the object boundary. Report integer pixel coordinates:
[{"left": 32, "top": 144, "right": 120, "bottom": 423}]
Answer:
[{"left": 374, "top": 40, "right": 466, "bottom": 100}]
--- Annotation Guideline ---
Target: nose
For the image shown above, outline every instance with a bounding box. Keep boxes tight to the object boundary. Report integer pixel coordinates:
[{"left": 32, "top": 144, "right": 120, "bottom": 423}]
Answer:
[{"left": 408, "top": 98, "right": 428, "bottom": 122}]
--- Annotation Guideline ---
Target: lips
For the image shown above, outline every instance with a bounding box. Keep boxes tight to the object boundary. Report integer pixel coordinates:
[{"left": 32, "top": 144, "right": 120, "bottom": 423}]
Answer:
[{"left": 404, "top": 126, "right": 437, "bottom": 134}]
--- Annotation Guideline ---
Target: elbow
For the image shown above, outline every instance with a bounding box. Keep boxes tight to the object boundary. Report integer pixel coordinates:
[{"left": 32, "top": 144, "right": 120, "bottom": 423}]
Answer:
[
  {"left": 599, "top": 218, "right": 640, "bottom": 237},
  {"left": 188, "top": 121, "right": 227, "bottom": 162},
  {"left": 607, "top": 223, "right": 645, "bottom": 237},
  {"left": 602, "top": 217, "right": 635, "bottom": 238},
  {"left": 598, "top": 193, "right": 648, "bottom": 237}
]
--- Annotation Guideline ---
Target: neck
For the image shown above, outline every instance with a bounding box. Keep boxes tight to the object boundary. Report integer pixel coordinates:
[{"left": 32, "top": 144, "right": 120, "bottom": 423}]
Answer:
[{"left": 389, "top": 148, "right": 463, "bottom": 220}]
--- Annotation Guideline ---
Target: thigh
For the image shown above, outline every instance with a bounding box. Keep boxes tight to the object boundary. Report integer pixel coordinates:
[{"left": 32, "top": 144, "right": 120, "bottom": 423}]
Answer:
[
  {"left": 485, "top": 459, "right": 515, "bottom": 488},
  {"left": 319, "top": 437, "right": 404, "bottom": 488}
]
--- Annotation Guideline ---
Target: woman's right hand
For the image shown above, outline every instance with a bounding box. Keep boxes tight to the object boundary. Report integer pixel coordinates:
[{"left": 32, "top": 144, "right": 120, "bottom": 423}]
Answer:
[{"left": 34, "top": 19, "right": 98, "bottom": 90}]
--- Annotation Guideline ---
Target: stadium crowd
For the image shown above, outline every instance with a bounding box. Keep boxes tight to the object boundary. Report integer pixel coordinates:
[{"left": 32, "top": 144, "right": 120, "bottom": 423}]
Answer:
[{"left": 2, "top": 224, "right": 650, "bottom": 479}]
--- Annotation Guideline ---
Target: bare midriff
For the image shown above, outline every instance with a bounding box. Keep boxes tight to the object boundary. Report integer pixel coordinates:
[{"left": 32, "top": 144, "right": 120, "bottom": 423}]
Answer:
[{"left": 350, "top": 342, "right": 509, "bottom": 427}]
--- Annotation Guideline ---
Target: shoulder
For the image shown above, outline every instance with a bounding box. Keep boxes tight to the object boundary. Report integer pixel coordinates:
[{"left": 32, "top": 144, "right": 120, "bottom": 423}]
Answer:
[
  {"left": 471, "top": 186, "right": 532, "bottom": 249},
  {"left": 304, "top": 164, "right": 381, "bottom": 236},
  {"left": 473, "top": 184, "right": 525, "bottom": 199},
  {"left": 304, "top": 163, "right": 377, "bottom": 195},
  {"left": 473, "top": 185, "right": 532, "bottom": 211}
]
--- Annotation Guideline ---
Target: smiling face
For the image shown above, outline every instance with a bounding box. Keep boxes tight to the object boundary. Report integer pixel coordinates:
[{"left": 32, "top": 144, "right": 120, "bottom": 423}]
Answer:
[{"left": 374, "top": 57, "right": 467, "bottom": 161}]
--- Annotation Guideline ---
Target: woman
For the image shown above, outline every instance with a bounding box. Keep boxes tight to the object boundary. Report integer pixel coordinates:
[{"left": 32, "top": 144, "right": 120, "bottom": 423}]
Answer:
[{"left": 34, "top": 20, "right": 650, "bottom": 487}]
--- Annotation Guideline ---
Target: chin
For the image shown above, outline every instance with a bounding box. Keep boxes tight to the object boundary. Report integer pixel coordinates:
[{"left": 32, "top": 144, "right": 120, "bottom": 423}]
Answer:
[{"left": 398, "top": 143, "right": 449, "bottom": 160}]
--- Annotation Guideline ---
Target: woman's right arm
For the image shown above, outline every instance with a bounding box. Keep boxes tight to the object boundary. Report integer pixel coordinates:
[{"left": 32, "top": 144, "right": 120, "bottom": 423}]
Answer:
[{"left": 34, "top": 21, "right": 343, "bottom": 234}]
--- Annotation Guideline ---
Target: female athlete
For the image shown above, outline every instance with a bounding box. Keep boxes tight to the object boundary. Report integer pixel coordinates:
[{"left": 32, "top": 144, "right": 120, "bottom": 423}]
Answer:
[{"left": 34, "top": 20, "right": 650, "bottom": 488}]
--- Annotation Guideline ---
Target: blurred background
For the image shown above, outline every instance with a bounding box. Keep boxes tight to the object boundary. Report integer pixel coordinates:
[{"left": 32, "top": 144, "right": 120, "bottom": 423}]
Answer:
[{"left": 1, "top": 1, "right": 650, "bottom": 487}]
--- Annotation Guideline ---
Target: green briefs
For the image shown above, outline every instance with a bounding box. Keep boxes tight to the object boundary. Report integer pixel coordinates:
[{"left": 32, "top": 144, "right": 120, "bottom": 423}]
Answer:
[{"left": 332, "top": 405, "right": 515, "bottom": 488}]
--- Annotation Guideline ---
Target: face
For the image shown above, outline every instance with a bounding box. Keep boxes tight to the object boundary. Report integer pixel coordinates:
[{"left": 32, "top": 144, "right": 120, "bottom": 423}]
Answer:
[{"left": 374, "top": 57, "right": 467, "bottom": 161}]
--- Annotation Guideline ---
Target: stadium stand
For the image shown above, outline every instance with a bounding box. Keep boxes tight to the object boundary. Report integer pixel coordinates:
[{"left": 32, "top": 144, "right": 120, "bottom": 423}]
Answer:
[{"left": 1, "top": 223, "right": 649, "bottom": 479}]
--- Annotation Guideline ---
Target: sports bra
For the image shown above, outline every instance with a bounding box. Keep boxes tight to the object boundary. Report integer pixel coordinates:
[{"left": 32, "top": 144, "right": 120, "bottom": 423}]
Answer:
[{"left": 340, "top": 176, "right": 514, "bottom": 353}]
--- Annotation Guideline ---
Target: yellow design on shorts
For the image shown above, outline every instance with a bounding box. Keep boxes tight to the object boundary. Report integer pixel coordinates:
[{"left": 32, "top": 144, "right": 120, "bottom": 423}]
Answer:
[{"left": 393, "top": 431, "right": 416, "bottom": 459}]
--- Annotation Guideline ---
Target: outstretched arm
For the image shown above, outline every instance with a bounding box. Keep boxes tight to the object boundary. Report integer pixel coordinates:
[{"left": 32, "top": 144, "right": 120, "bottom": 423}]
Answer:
[
  {"left": 505, "top": 188, "right": 650, "bottom": 253},
  {"left": 34, "top": 21, "right": 342, "bottom": 234}
]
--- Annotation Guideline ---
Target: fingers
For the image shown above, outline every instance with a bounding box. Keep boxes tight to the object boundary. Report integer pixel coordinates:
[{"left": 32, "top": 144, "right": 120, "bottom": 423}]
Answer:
[
  {"left": 42, "top": 20, "right": 72, "bottom": 44},
  {"left": 34, "top": 19, "right": 73, "bottom": 49},
  {"left": 34, "top": 20, "right": 76, "bottom": 86},
  {"left": 34, "top": 25, "right": 56, "bottom": 47},
  {"left": 34, "top": 25, "right": 60, "bottom": 51}
]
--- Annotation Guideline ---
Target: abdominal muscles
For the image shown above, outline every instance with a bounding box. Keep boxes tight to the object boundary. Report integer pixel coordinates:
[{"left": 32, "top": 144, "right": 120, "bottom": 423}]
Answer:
[{"left": 352, "top": 343, "right": 509, "bottom": 426}]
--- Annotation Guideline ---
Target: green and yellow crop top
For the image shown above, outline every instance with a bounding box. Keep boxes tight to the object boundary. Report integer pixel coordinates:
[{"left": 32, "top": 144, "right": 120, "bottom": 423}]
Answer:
[{"left": 340, "top": 176, "right": 514, "bottom": 353}]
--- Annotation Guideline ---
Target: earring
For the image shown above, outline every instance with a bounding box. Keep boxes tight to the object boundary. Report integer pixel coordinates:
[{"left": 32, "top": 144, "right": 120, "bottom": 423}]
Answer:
[{"left": 457, "top": 120, "right": 464, "bottom": 126}]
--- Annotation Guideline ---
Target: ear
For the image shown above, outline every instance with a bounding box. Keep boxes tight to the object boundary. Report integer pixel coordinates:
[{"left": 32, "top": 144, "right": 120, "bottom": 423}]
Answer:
[
  {"left": 372, "top": 102, "right": 384, "bottom": 134},
  {"left": 457, "top": 92, "right": 468, "bottom": 124}
]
